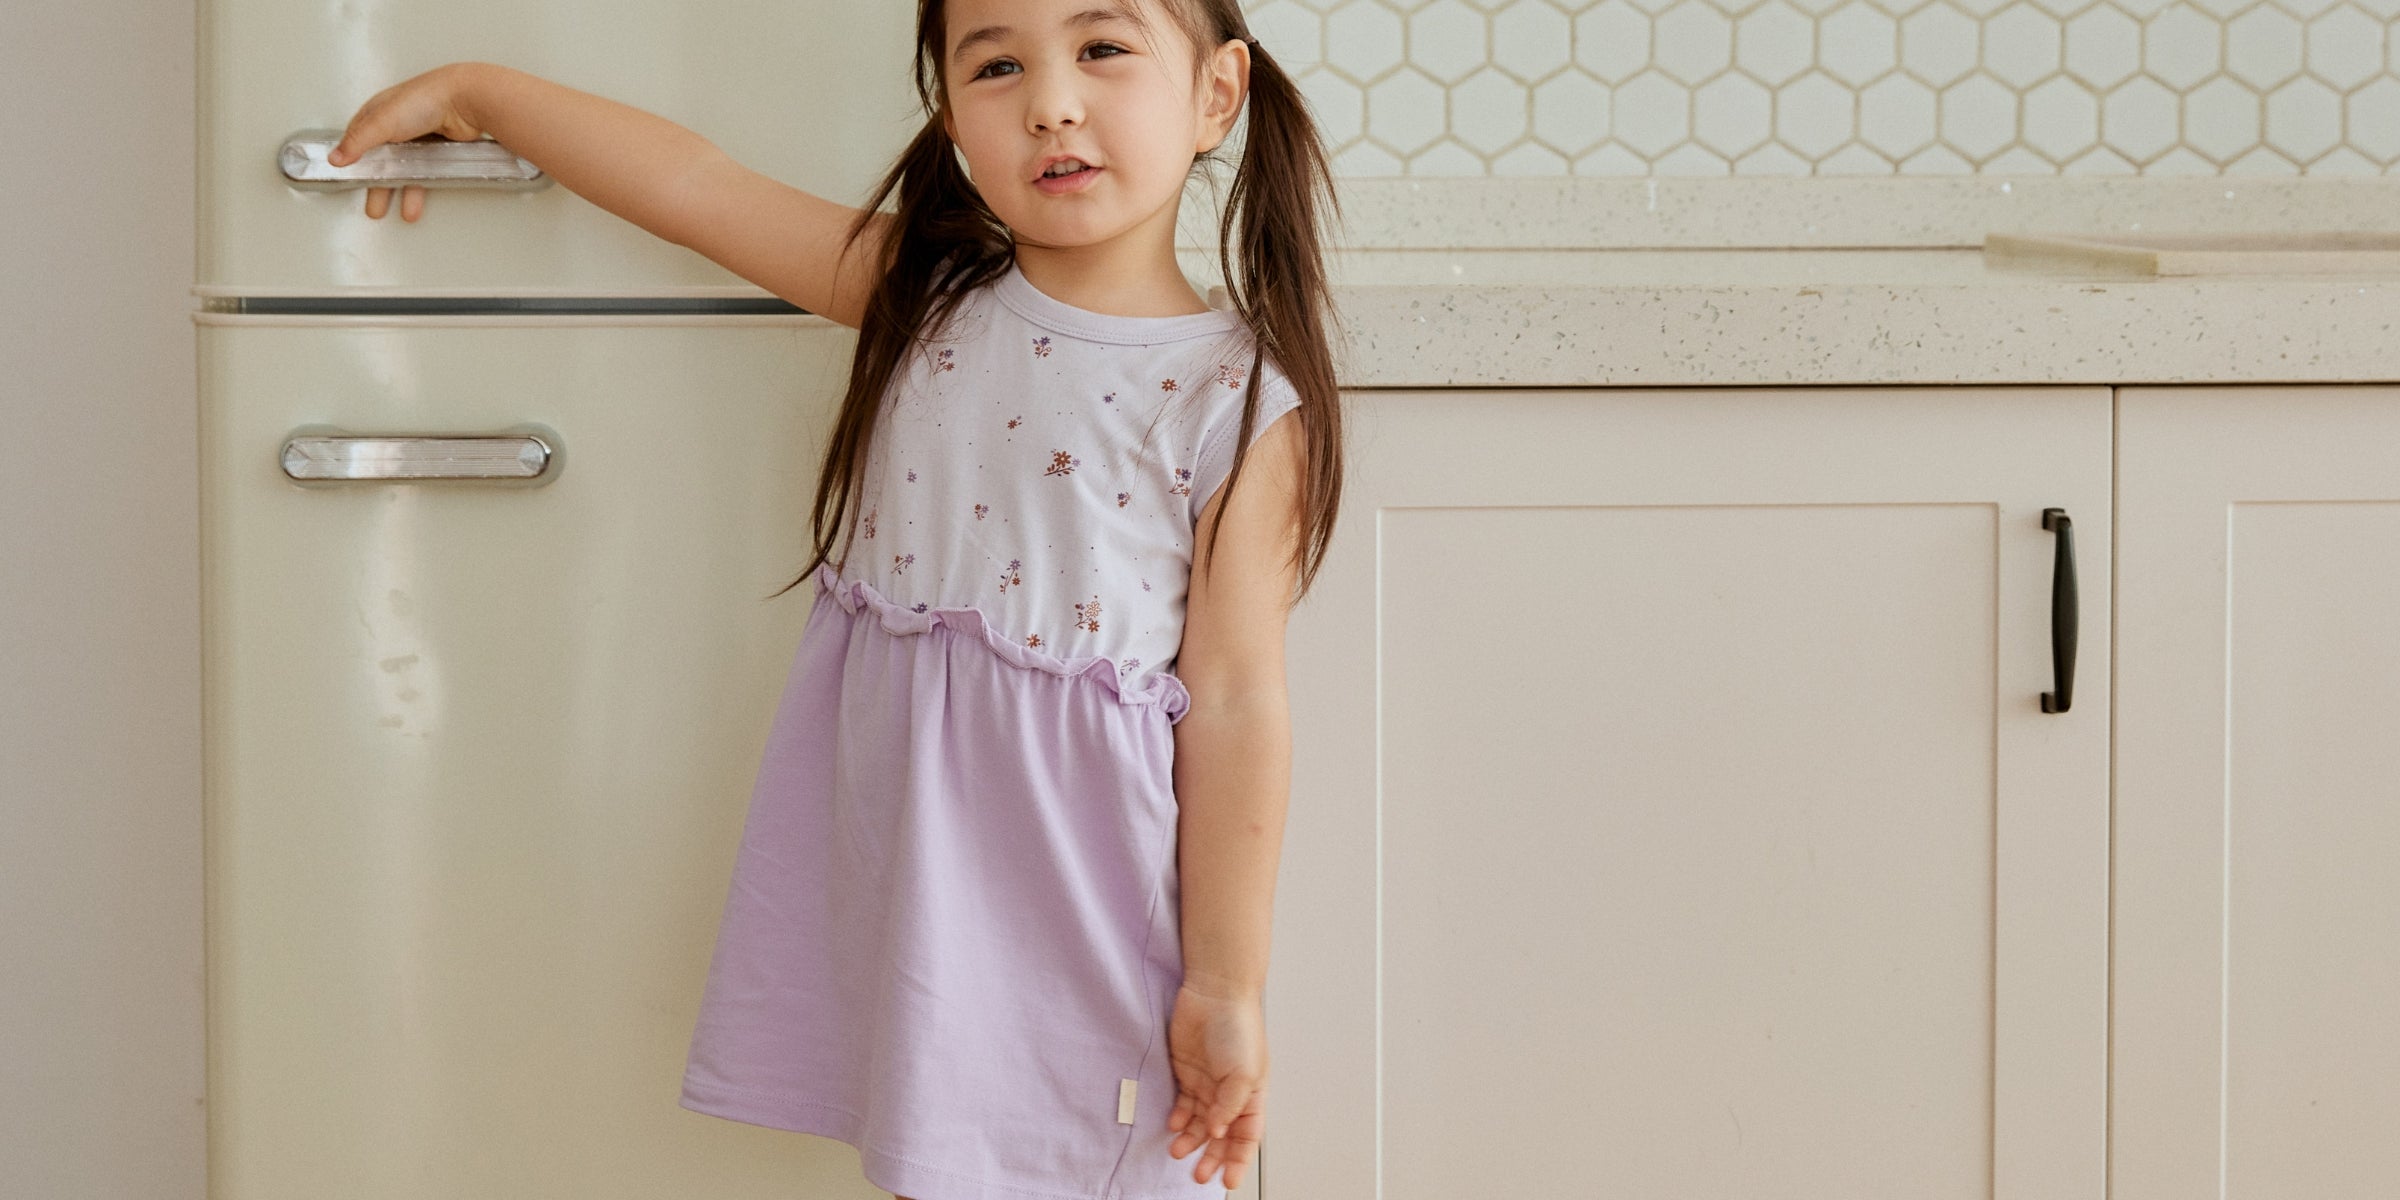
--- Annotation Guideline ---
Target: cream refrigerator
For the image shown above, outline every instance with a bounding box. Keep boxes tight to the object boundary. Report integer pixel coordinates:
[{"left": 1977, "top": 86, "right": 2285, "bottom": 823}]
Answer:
[{"left": 195, "top": 6, "right": 935, "bottom": 1196}]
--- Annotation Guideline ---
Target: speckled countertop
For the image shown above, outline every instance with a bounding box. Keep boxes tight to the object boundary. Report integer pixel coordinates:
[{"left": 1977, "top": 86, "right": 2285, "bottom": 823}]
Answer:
[
  {"left": 1236, "top": 245, "right": 2400, "bottom": 387},
  {"left": 1178, "top": 176, "right": 2400, "bottom": 388}
]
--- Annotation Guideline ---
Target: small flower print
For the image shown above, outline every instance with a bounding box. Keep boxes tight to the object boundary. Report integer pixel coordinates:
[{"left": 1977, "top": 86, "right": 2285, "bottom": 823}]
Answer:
[
  {"left": 1216, "top": 364, "right": 1245, "bottom": 388},
  {"left": 934, "top": 348, "right": 956, "bottom": 372},
  {"left": 1115, "top": 491, "right": 1131, "bottom": 508},
  {"left": 906, "top": 468, "right": 917, "bottom": 483},
  {"left": 1031, "top": 336, "right": 1052, "bottom": 358},
  {"left": 1025, "top": 632, "right": 1044, "bottom": 648},
  {"left": 1141, "top": 578, "right": 1152, "bottom": 592},
  {"left": 1159, "top": 378, "right": 1179, "bottom": 394},
  {"left": 1118, "top": 657, "right": 1141, "bottom": 677},
  {"left": 998, "top": 558, "right": 1024, "bottom": 594},
  {"left": 891, "top": 552, "right": 916, "bottom": 575},
  {"left": 1043, "top": 449, "right": 1081, "bottom": 477},
  {"left": 1168, "top": 467, "right": 1191, "bottom": 497},
  {"left": 861, "top": 505, "right": 877, "bottom": 538},
  {"left": 1007, "top": 416, "right": 1022, "bottom": 429},
  {"left": 1102, "top": 391, "right": 1117, "bottom": 405},
  {"left": 1074, "top": 596, "right": 1102, "bottom": 633},
  {"left": 973, "top": 502, "right": 989, "bottom": 521},
  {"left": 911, "top": 602, "right": 928, "bottom": 613}
]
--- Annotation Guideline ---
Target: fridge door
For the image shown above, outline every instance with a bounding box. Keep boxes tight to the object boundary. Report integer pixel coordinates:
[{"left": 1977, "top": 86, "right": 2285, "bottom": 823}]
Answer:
[
  {"left": 202, "top": 5, "right": 919, "bottom": 293},
  {"left": 199, "top": 313, "right": 879, "bottom": 1198}
]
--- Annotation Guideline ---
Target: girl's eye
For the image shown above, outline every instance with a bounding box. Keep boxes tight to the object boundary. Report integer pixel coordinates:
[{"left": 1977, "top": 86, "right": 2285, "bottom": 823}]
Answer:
[{"left": 971, "top": 42, "right": 1128, "bottom": 80}]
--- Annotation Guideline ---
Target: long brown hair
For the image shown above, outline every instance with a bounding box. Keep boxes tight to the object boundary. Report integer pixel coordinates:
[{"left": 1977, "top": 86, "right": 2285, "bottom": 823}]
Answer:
[{"left": 768, "top": 0, "right": 1345, "bottom": 607}]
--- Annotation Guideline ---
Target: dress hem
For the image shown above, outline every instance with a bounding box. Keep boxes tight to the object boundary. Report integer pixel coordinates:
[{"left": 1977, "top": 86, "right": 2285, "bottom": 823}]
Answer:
[{"left": 678, "top": 1077, "right": 1221, "bottom": 1200}]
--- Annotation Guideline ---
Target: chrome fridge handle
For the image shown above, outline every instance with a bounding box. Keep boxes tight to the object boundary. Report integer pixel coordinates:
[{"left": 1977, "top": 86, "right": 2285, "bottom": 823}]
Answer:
[
  {"left": 278, "top": 129, "right": 552, "bottom": 190},
  {"left": 279, "top": 428, "right": 562, "bottom": 484}
]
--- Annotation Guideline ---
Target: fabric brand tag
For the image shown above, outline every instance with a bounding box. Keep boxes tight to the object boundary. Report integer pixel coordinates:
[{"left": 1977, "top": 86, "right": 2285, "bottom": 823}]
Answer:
[{"left": 1117, "top": 1078, "right": 1138, "bottom": 1125}]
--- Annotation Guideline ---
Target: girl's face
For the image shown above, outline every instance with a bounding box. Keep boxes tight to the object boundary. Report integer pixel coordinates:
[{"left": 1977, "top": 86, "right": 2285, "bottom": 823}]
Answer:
[{"left": 941, "top": 0, "right": 1246, "bottom": 255}]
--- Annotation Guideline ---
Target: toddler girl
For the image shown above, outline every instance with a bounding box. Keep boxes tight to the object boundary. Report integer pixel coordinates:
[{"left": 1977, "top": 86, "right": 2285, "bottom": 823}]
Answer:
[{"left": 331, "top": 2, "right": 1343, "bottom": 1195}]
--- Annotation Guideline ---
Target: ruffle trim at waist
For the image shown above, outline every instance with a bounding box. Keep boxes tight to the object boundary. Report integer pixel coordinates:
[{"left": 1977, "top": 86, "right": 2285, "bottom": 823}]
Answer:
[{"left": 813, "top": 562, "right": 1191, "bottom": 724}]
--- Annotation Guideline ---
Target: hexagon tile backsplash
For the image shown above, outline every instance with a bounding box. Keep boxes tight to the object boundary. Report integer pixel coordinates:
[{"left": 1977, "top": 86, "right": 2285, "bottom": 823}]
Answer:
[{"left": 1249, "top": 0, "right": 2400, "bottom": 176}]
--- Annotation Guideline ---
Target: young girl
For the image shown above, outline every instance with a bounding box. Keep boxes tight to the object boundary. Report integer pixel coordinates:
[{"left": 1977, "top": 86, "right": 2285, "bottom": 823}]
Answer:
[{"left": 329, "top": 1, "right": 1342, "bottom": 1195}]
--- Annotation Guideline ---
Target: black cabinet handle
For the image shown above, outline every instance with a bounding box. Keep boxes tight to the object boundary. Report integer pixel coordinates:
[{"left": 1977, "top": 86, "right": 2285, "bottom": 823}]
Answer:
[{"left": 2041, "top": 507, "right": 2077, "bottom": 714}]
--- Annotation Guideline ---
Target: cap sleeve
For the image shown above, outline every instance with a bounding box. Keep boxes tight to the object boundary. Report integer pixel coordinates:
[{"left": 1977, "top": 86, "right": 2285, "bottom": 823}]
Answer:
[{"left": 1185, "top": 358, "right": 1303, "bottom": 525}]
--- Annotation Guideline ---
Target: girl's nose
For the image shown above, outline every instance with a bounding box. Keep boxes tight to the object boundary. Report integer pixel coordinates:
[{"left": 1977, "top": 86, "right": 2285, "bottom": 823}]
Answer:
[{"left": 1026, "top": 83, "right": 1084, "bottom": 135}]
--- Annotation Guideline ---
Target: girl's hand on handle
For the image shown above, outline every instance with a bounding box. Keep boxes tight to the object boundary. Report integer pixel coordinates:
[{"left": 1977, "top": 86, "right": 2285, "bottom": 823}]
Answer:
[
  {"left": 324, "top": 63, "right": 488, "bottom": 223},
  {"left": 1165, "top": 979, "right": 1267, "bottom": 1191}
]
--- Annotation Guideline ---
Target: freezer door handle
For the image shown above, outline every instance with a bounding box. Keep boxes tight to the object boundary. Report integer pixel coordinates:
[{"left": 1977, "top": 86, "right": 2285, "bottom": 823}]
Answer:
[
  {"left": 280, "top": 430, "right": 559, "bottom": 483},
  {"left": 279, "top": 129, "right": 552, "bottom": 190}
]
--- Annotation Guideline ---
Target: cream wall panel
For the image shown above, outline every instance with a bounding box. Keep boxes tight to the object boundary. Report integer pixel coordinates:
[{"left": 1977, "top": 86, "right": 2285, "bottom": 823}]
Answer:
[{"left": 1, "top": 1, "right": 201, "bottom": 1197}]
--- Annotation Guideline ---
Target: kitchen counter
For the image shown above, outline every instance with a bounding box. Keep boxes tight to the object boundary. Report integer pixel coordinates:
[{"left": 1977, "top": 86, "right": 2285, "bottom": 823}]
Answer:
[
  {"left": 1170, "top": 175, "right": 2400, "bottom": 388},
  {"left": 200, "top": 244, "right": 2400, "bottom": 388},
  {"left": 1193, "top": 245, "right": 2400, "bottom": 388},
  {"left": 197, "top": 175, "right": 2400, "bottom": 388}
]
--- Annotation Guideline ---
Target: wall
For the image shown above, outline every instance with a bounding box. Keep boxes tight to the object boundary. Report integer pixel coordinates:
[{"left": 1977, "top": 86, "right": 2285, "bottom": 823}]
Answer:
[
  {"left": 1251, "top": 0, "right": 2400, "bottom": 176},
  {"left": 0, "top": 2, "right": 204, "bottom": 1197}
]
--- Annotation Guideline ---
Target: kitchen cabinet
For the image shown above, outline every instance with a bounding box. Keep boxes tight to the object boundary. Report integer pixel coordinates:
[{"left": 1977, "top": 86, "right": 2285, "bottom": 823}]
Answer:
[
  {"left": 2109, "top": 384, "right": 2400, "bottom": 1200},
  {"left": 1269, "top": 385, "right": 2115, "bottom": 1198}
]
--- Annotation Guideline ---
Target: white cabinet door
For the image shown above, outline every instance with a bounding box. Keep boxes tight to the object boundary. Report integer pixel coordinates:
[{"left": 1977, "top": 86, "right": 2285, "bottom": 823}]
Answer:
[
  {"left": 202, "top": 4, "right": 919, "bottom": 291},
  {"left": 1270, "top": 386, "right": 2111, "bottom": 1199},
  {"left": 199, "top": 315, "right": 890, "bottom": 1199},
  {"left": 2112, "top": 384, "right": 2400, "bottom": 1200}
]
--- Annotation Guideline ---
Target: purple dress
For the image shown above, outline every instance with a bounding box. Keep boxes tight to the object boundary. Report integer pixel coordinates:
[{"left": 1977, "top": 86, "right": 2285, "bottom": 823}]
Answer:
[{"left": 679, "top": 261, "right": 1299, "bottom": 1200}]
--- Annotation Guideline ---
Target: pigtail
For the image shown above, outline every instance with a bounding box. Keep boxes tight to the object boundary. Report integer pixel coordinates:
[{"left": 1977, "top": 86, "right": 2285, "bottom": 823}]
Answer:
[
  {"left": 766, "top": 6, "right": 1014, "bottom": 599},
  {"left": 1197, "top": 25, "right": 1348, "bottom": 604}
]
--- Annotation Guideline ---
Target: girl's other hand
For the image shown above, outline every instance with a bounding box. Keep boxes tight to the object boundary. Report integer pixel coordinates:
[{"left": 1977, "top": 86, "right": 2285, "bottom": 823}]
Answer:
[
  {"left": 1165, "top": 979, "right": 1267, "bottom": 1190},
  {"left": 324, "top": 63, "right": 488, "bottom": 223}
]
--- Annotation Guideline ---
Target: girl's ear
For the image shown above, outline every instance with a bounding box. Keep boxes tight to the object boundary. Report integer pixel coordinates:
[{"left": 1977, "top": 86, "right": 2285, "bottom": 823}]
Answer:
[{"left": 1196, "top": 39, "right": 1249, "bottom": 153}]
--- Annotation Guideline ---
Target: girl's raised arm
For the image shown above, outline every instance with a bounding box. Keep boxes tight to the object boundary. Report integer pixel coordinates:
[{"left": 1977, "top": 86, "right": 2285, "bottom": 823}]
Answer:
[
  {"left": 330, "top": 61, "right": 893, "bottom": 330},
  {"left": 658, "top": 150, "right": 895, "bottom": 331}
]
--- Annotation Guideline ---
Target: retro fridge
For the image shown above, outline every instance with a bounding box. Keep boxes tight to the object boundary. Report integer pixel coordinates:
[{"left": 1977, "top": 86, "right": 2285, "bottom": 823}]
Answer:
[{"left": 195, "top": 6, "right": 930, "bottom": 1197}]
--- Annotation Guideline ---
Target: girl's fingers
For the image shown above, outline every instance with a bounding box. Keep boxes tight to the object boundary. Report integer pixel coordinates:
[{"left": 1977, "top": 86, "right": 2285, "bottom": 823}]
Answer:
[
  {"left": 1206, "top": 1082, "right": 1250, "bottom": 1138},
  {"left": 1210, "top": 1139, "right": 1258, "bottom": 1190},
  {"left": 1197, "top": 1141, "right": 1249, "bottom": 1188},
  {"left": 331, "top": 126, "right": 369, "bottom": 167},
  {"left": 360, "top": 185, "right": 429, "bottom": 222},
  {"left": 1172, "top": 1092, "right": 1217, "bottom": 1157}
]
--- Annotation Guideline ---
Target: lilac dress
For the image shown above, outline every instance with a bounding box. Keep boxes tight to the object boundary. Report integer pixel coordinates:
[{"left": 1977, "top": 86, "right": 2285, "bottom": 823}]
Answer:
[{"left": 679, "top": 259, "right": 1301, "bottom": 1200}]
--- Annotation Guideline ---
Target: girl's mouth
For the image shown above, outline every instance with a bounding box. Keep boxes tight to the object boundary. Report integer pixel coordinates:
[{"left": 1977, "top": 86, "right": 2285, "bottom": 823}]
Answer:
[{"left": 1035, "top": 164, "right": 1101, "bottom": 195}]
